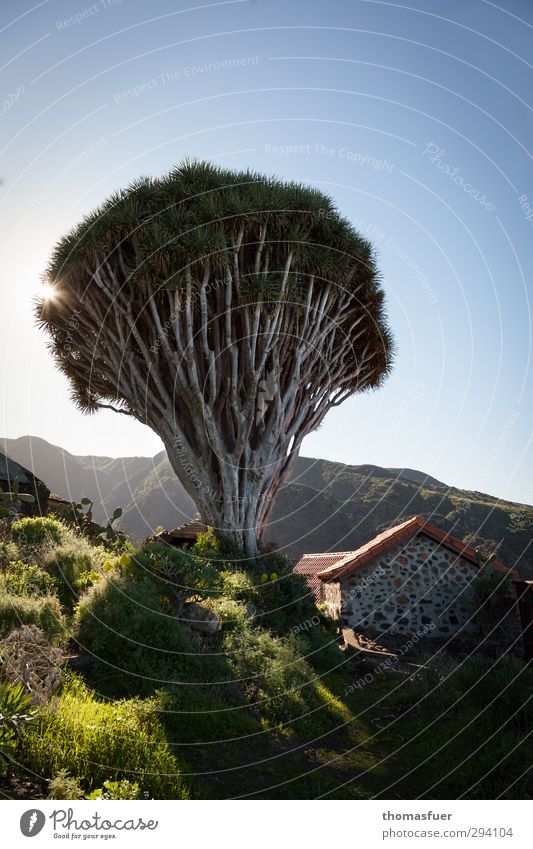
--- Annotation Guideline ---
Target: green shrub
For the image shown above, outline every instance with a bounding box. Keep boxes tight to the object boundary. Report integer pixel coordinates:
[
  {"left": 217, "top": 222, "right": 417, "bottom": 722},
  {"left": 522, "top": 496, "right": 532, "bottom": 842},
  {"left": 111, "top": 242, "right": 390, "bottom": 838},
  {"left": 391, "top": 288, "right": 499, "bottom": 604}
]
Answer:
[
  {"left": 470, "top": 563, "right": 513, "bottom": 634},
  {"left": 87, "top": 779, "right": 145, "bottom": 800},
  {"left": 48, "top": 770, "right": 84, "bottom": 800},
  {"left": 20, "top": 677, "right": 188, "bottom": 798},
  {"left": 0, "top": 591, "right": 66, "bottom": 642},
  {"left": 11, "top": 516, "right": 64, "bottom": 546},
  {"left": 0, "top": 540, "right": 21, "bottom": 568},
  {"left": 74, "top": 572, "right": 223, "bottom": 696},
  {"left": 292, "top": 626, "right": 345, "bottom": 675},
  {"left": 251, "top": 555, "right": 318, "bottom": 634},
  {"left": 1, "top": 560, "right": 57, "bottom": 597},
  {"left": 8, "top": 521, "right": 104, "bottom": 608},
  {"left": 209, "top": 598, "right": 250, "bottom": 631},
  {"left": 41, "top": 540, "right": 102, "bottom": 608},
  {"left": 192, "top": 527, "right": 230, "bottom": 560},
  {"left": 132, "top": 543, "right": 221, "bottom": 599},
  {"left": 224, "top": 623, "right": 347, "bottom": 733},
  {"left": 219, "top": 570, "right": 257, "bottom": 605}
]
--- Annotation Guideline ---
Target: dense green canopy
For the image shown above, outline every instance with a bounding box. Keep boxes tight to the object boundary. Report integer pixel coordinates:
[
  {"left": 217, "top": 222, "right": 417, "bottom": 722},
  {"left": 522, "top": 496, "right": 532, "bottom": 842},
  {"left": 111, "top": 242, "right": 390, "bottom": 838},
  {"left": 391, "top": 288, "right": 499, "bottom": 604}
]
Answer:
[
  {"left": 46, "top": 162, "right": 389, "bottom": 345},
  {"left": 48, "top": 161, "right": 374, "bottom": 280}
]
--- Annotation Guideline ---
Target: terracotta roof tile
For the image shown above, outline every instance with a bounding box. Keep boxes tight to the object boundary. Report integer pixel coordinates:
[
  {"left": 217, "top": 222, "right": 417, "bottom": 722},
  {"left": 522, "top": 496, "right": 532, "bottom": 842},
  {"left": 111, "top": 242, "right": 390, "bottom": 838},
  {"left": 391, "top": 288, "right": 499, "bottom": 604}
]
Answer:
[
  {"left": 294, "top": 551, "right": 353, "bottom": 575},
  {"left": 294, "top": 551, "right": 353, "bottom": 602},
  {"left": 312, "top": 515, "right": 516, "bottom": 582},
  {"left": 301, "top": 573, "right": 324, "bottom": 602}
]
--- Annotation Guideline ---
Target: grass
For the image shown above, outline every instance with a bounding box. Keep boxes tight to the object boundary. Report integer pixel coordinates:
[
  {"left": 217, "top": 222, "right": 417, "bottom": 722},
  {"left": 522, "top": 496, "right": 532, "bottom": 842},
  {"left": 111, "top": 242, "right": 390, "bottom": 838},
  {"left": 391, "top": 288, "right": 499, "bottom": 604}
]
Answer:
[{"left": 20, "top": 675, "right": 188, "bottom": 799}]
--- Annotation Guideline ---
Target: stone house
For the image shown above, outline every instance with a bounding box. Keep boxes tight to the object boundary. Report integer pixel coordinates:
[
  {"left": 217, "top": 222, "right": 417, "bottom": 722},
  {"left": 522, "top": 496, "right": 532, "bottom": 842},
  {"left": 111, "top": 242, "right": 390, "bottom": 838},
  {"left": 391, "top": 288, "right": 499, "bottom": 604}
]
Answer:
[{"left": 294, "top": 515, "right": 515, "bottom": 637}]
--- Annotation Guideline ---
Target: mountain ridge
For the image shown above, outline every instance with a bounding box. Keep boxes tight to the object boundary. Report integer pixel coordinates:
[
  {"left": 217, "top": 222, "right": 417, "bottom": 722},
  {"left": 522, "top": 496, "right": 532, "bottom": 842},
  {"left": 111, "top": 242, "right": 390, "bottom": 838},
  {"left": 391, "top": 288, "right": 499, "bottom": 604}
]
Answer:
[{"left": 3, "top": 435, "right": 532, "bottom": 577}]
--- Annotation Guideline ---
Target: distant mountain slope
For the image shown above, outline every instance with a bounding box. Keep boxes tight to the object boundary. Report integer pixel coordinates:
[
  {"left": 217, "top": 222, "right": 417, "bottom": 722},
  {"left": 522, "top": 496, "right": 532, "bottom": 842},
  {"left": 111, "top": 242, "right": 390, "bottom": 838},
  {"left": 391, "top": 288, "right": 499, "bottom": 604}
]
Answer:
[
  {"left": 272, "top": 460, "right": 533, "bottom": 576},
  {"left": 3, "top": 436, "right": 532, "bottom": 577}
]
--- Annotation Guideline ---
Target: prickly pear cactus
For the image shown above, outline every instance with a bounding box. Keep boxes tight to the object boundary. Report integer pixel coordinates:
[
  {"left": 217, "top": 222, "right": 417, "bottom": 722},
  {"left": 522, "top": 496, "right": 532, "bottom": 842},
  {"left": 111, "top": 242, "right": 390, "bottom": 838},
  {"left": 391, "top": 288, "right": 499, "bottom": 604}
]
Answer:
[{"left": 0, "top": 479, "right": 35, "bottom": 519}]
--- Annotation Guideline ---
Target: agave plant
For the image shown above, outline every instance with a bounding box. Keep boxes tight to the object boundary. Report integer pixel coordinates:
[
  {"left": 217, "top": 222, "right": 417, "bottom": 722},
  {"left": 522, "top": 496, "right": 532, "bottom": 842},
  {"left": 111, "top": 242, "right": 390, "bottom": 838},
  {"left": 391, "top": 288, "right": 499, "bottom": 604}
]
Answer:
[
  {"left": 0, "top": 682, "right": 34, "bottom": 775},
  {"left": 36, "top": 160, "right": 393, "bottom": 556}
]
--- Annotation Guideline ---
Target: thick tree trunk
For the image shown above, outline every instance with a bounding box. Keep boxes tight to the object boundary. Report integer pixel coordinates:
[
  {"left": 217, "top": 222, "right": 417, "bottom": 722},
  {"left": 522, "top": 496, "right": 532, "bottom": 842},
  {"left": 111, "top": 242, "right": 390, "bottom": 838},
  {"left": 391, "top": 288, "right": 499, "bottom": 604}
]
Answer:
[{"left": 164, "top": 434, "right": 287, "bottom": 558}]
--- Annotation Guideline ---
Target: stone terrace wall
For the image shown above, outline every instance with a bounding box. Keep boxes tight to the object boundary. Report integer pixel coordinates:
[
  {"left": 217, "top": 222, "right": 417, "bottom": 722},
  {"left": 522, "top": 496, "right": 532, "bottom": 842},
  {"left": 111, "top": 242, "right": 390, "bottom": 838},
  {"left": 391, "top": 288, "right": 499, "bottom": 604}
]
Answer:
[{"left": 325, "top": 533, "right": 479, "bottom": 637}]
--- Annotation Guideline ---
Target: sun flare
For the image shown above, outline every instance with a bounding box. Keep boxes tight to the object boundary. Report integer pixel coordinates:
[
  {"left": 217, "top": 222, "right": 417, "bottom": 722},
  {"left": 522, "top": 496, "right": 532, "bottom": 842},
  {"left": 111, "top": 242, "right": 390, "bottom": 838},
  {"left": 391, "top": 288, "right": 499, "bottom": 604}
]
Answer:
[{"left": 39, "top": 281, "right": 57, "bottom": 301}]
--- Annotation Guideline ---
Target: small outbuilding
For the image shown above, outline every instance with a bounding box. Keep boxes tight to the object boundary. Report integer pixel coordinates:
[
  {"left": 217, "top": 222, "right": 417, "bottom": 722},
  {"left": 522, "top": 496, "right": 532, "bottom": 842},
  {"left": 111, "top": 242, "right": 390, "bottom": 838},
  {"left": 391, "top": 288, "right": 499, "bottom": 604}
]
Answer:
[
  {"left": 146, "top": 513, "right": 207, "bottom": 547},
  {"left": 294, "top": 515, "right": 514, "bottom": 637}
]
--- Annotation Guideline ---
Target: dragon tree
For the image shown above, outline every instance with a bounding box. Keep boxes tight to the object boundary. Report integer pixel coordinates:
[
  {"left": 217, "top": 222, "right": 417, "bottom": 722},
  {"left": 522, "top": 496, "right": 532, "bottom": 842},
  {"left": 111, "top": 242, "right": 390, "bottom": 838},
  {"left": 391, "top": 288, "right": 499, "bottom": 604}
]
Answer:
[{"left": 37, "top": 161, "right": 393, "bottom": 556}]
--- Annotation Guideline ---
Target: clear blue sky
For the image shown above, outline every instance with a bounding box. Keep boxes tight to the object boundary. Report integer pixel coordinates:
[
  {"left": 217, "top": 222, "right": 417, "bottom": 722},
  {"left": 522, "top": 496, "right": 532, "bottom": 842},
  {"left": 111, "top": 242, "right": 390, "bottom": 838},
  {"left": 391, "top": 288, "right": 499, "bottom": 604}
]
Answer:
[{"left": 1, "top": 0, "right": 532, "bottom": 505}]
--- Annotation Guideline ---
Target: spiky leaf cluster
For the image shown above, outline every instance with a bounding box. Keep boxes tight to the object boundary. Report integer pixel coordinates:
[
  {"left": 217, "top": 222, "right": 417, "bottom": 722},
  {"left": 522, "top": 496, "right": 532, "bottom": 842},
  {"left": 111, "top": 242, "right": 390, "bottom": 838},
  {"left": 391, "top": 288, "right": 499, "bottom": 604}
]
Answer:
[{"left": 45, "top": 161, "right": 376, "bottom": 293}]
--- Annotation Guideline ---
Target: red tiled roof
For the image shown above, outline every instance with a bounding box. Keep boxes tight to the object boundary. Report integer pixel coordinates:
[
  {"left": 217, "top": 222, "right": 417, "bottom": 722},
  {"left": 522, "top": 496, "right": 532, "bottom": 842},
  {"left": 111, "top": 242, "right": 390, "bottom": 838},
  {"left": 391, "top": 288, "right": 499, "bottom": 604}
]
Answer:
[
  {"left": 315, "top": 515, "right": 516, "bottom": 582},
  {"left": 294, "top": 551, "right": 353, "bottom": 602},
  {"left": 295, "top": 551, "right": 354, "bottom": 575}
]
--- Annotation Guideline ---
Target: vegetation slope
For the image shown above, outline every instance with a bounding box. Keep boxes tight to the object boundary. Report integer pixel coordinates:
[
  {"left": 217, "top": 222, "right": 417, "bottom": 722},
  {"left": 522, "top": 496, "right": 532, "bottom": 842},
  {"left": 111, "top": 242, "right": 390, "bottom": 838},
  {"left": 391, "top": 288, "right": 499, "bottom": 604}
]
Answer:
[{"left": 0, "top": 516, "right": 531, "bottom": 800}]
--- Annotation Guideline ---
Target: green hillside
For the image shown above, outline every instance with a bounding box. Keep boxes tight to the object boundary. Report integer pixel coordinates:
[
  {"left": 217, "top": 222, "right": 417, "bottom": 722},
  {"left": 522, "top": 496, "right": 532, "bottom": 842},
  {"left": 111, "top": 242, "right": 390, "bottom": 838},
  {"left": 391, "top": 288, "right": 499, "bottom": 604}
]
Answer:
[
  {"left": 272, "top": 458, "right": 533, "bottom": 577},
  {"left": 3, "top": 437, "right": 532, "bottom": 577},
  {"left": 0, "top": 515, "right": 530, "bottom": 800}
]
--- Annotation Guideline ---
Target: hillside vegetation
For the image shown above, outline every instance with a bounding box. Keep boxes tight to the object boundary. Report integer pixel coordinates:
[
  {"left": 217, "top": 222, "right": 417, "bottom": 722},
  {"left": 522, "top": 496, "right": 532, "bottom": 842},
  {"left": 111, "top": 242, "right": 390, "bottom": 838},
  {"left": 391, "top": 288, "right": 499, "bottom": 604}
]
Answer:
[
  {"left": 0, "top": 515, "right": 531, "bottom": 800},
  {"left": 4, "top": 437, "right": 533, "bottom": 577}
]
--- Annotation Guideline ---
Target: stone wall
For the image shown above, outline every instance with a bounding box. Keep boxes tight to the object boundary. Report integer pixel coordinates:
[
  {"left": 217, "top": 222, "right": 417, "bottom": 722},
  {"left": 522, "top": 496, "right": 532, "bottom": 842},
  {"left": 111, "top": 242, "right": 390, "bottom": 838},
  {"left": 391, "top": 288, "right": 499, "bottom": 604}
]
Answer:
[
  {"left": 322, "top": 581, "right": 341, "bottom": 620},
  {"left": 323, "top": 533, "right": 479, "bottom": 637}
]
